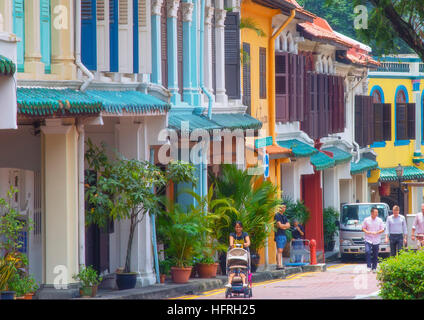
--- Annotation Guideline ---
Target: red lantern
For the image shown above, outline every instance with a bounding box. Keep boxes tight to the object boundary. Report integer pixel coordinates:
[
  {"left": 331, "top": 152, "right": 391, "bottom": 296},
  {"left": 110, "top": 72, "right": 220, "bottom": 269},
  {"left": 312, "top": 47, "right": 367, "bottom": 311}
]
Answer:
[{"left": 379, "top": 182, "right": 391, "bottom": 196}]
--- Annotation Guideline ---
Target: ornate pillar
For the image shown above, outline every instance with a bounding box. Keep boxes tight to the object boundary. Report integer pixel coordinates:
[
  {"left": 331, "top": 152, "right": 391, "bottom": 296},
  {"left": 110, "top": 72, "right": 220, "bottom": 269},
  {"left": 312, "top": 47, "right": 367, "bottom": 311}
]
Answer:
[
  {"left": 214, "top": 6, "right": 227, "bottom": 104},
  {"left": 151, "top": 0, "right": 164, "bottom": 85},
  {"left": 50, "top": 0, "right": 76, "bottom": 79},
  {"left": 167, "top": 0, "right": 181, "bottom": 104},
  {"left": 181, "top": 1, "right": 194, "bottom": 105},
  {"left": 24, "top": 0, "right": 44, "bottom": 75},
  {"left": 203, "top": 5, "right": 214, "bottom": 95}
]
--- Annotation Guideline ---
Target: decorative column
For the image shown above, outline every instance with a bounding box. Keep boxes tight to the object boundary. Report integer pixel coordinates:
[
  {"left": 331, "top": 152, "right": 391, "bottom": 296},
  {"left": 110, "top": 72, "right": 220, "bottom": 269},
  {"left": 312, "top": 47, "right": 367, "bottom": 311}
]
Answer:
[
  {"left": 167, "top": 0, "right": 181, "bottom": 104},
  {"left": 214, "top": 6, "right": 227, "bottom": 104},
  {"left": 24, "top": 0, "right": 44, "bottom": 75},
  {"left": 151, "top": 0, "right": 163, "bottom": 85},
  {"left": 0, "top": 1, "right": 13, "bottom": 33},
  {"left": 41, "top": 119, "right": 79, "bottom": 289},
  {"left": 50, "top": 0, "right": 77, "bottom": 79},
  {"left": 413, "top": 79, "right": 423, "bottom": 212},
  {"left": 181, "top": 1, "right": 194, "bottom": 105},
  {"left": 204, "top": 5, "right": 214, "bottom": 96}
]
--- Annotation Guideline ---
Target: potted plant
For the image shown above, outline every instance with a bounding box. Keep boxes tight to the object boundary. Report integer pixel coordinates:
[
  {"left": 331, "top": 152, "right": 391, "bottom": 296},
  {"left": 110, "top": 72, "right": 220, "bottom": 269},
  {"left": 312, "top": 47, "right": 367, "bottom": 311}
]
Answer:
[
  {"left": 323, "top": 207, "right": 340, "bottom": 252},
  {"left": 0, "top": 257, "right": 18, "bottom": 300},
  {"left": 8, "top": 274, "right": 38, "bottom": 300},
  {"left": 157, "top": 200, "right": 205, "bottom": 284},
  {"left": 211, "top": 164, "right": 281, "bottom": 273},
  {"left": 158, "top": 259, "right": 173, "bottom": 283},
  {"left": 72, "top": 265, "right": 103, "bottom": 298},
  {"left": 85, "top": 140, "right": 196, "bottom": 290}
]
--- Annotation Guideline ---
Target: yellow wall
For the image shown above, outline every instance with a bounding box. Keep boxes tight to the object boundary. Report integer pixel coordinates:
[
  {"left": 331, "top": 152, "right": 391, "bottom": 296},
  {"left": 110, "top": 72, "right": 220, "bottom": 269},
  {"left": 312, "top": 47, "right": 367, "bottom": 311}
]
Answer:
[{"left": 241, "top": 1, "right": 282, "bottom": 266}]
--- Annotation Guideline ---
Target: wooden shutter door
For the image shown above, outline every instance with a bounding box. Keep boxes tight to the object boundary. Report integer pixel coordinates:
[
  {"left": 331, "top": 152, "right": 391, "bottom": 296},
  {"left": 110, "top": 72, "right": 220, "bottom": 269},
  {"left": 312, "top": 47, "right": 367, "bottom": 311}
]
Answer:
[
  {"left": 242, "top": 43, "right": 251, "bottom": 114},
  {"left": 13, "top": 0, "right": 25, "bottom": 72},
  {"left": 383, "top": 103, "right": 392, "bottom": 141},
  {"left": 97, "top": 0, "right": 110, "bottom": 72},
  {"left": 212, "top": 13, "right": 216, "bottom": 94},
  {"left": 317, "top": 74, "right": 326, "bottom": 137},
  {"left": 301, "top": 71, "right": 311, "bottom": 135},
  {"left": 118, "top": 0, "right": 133, "bottom": 73},
  {"left": 311, "top": 73, "right": 319, "bottom": 139},
  {"left": 396, "top": 103, "right": 408, "bottom": 141},
  {"left": 224, "top": 12, "right": 241, "bottom": 99},
  {"left": 407, "top": 103, "right": 416, "bottom": 140},
  {"left": 297, "top": 55, "right": 305, "bottom": 121},
  {"left": 81, "top": 0, "right": 97, "bottom": 71},
  {"left": 275, "top": 52, "right": 289, "bottom": 122},
  {"left": 259, "top": 47, "right": 267, "bottom": 99},
  {"left": 40, "top": 0, "right": 51, "bottom": 73},
  {"left": 109, "top": 0, "right": 119, "bottom": 72},
  {"left": 161, "top": 2, "right": 168, "bottom": 88},
  {"left": 328, "top": 75, "right": 334, "bottom": 134},
  {"left": 366, "top": 96, "right": 374, "bottom": 145},
  {"left": 289, "top": 53, "right": 297, "bottom": 121},
  {"left": 338, "top": 76, "right": 345, "bottom": 133},
  {"left": 373, "top": 103, "right": 384, "bottom": 142},
  {"left": 355, "top": 95, "right": 364, "bottom": 147},
  {"left": 177, "top": 8, "right": 183, "bottom": 95},
  {"left": 137, "top": 0, "right": 151, "bottom": 74}
]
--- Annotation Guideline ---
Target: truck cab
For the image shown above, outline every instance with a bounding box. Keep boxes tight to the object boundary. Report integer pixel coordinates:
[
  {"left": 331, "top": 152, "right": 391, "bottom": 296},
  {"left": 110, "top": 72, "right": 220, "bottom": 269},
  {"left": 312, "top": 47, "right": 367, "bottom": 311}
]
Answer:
[{"left": 339, "top": 202, "right": 390, "bottom": 260}]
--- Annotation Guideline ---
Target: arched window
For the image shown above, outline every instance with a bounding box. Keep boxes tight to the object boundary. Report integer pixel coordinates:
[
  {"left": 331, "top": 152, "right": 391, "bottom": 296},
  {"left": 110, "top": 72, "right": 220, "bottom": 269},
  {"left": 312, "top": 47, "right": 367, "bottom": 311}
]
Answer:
[
  {"left": 396, "top": 89, "right": 406, "bottom": 103},
  {"left": 372, "top": 89, "right": 382, "bottom": 103}
]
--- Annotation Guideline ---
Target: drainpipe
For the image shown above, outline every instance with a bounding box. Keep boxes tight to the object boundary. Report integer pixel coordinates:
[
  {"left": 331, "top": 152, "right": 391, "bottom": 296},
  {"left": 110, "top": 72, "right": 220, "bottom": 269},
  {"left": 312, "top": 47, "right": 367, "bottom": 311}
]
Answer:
[
  {"left": 150, "top": 147, "right": 161, "bottom": 284},
  {"left": 75, "top": 0, "right": 94, "bottom": 92},
  {"left": 77, "top": 124, "right": 85, "bottom": 268},
  {"left": 199, "top": 0, "right": 214, "bottom": 119},
  {"left": 269, "top": 9, "right": 296, "bottom": 146}
]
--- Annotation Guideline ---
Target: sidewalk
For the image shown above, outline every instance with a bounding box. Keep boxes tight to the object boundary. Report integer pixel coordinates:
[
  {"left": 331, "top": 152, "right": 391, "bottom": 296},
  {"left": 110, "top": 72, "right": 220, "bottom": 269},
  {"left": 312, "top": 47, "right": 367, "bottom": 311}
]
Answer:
[{"left": 90, "top": 264, "right": 326, "bottom": 300}]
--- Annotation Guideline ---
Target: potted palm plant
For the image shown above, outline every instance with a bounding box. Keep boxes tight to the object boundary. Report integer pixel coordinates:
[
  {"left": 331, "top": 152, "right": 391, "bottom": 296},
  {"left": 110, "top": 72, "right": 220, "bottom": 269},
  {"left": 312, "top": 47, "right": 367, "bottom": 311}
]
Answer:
[
  {"left": 211, "top": 164, "right": 281, "bottom": 273},
  {"left": 72, "top": 265, "right": 103, "bottom": 298},
  {"left": 158, "top": 259, "right": 173, "bottom": 283},
  {"left": 85, "top": 140, "right": 196, "bottom": 290}
]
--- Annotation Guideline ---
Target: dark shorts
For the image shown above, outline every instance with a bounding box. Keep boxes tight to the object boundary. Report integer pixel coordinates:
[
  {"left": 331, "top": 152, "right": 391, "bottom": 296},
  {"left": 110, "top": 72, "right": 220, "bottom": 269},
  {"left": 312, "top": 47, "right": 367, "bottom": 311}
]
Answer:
[{"left": 275, "top": 234, "right": 287, "bottom": 249}]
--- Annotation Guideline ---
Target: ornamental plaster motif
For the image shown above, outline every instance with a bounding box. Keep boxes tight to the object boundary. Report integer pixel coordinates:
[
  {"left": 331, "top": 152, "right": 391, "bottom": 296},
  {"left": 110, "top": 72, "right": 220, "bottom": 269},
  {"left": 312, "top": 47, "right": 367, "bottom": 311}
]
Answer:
[
  {"left": 205, "top": 6, "right": 214, "bottom": 25},
  {"left": 152, "top": 0, "right": 164, "bottom": 15},
  {"left": 181, "top": 2, "right": 194, "bottom": 22},
  {"left": 167, "top": 0, "right": 180, "bottom": 18},
  {"left": 215, "top": 8, "right": 226, "bottom": 28}
]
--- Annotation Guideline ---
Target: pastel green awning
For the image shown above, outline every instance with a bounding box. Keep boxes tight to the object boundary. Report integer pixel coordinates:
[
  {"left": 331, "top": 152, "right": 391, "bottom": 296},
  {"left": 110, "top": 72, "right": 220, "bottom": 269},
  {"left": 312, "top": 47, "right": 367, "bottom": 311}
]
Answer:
[
  {"left": 85, "top": 90, "right": 171, "bottom": 114},
  {"left": 17, "top": 88, "right": 171, "bottom": 116},
  {"left": 168, "top": 112, "right": 262, "bottom": 132},
  {"left": 277, "top": 139, "right": 318, "bottom": 158},
  {"left": 379, "top": 166, "right": 424, "bottom": 181},
  {"left": 322, "top": 147, "right": 352, "bottom": 165},
  {"left": 350, "top": 158, "right": 378, "bottom": 175},
  {"left": 18, "top": 88, "right": 103, "bottom": 116},
  {"left": 310, "top": 151, "right": 335, "bottom": 171},
  {"left": 0, "top": 55, "right": 16, "bottom": 76}
]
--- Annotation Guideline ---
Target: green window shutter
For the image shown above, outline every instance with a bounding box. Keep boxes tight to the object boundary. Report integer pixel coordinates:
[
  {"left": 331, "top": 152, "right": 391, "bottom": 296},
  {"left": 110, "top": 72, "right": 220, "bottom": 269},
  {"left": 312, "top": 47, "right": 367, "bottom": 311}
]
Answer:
[
  {"left": 40, "top": 0, "right": 51, "bottom": 73},
  {"left": 13, "top": 0, "right": 25, "bottom": 72}
]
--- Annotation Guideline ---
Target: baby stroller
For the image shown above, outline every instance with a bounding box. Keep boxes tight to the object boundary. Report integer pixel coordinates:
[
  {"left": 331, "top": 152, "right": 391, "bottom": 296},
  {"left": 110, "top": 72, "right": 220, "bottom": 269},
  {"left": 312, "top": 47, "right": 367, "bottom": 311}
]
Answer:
[{"left": 225, "top": 244, "right": 252, "bottom": 298}]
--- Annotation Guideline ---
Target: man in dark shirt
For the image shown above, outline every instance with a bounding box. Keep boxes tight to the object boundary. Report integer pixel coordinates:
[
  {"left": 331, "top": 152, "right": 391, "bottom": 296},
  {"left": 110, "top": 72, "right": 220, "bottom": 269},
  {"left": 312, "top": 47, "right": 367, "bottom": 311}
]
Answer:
[
  {"left": 275, "top": 204, "right": 290, "bottom": 270},
  {"left": 291, "top": 219, "right": 305, "bottom": 263}
]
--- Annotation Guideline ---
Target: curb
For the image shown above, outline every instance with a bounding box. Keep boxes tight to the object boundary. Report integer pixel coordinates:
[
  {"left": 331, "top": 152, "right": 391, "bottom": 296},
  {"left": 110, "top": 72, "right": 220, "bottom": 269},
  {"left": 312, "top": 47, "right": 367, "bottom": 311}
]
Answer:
[{"left": 92, "top": 264, "right": 326, "bottom": 300}]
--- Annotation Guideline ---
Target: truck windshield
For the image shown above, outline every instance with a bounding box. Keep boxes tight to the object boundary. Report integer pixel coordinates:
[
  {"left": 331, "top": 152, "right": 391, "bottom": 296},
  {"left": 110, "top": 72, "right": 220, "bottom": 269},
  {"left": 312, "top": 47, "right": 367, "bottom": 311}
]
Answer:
[{"left": 341, "top": 204, "right": 387, "bottom": 225}]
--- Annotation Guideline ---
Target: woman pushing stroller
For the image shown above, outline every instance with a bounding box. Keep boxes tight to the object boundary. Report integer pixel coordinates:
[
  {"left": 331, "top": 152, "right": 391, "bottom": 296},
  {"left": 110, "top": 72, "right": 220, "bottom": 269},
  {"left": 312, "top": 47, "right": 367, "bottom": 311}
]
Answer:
[{"left": 224, "top": 221, "right": 251, "bottom": 288}]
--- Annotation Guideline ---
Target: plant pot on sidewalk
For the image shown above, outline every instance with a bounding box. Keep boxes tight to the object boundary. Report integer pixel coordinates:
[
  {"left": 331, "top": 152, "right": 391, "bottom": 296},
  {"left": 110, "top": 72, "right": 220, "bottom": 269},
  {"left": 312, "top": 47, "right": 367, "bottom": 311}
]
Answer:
[
  {"left": 171, "top": 267, "right": 192, "bottom": 284},
  {"left": 197, "top": 263, "right": 219, "bottom": 278},
  {"left": 79, "top": 285, "right": 98, "bottom": 297},
  {"left": 116, "top": 273, "right": 137, "bottom": 290},
  {"left": 0, "top": 291, "right": 16, "bottom": 300}
]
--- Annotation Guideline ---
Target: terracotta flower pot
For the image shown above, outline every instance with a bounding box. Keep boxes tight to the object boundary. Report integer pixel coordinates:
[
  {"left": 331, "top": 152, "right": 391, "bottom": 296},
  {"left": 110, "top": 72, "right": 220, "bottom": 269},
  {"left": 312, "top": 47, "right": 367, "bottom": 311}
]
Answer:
[
  {"left": 171, "top": 266, "right": 192, "bottom": 284},
  {"left": 23, "top": 293, "right": 35, "bottom": 300},
  {"left": 160, "top": 274, "right": 166, "bottom": 284},
  {"left": 79, "top": 285, "right": 98, "bottom": 297},
  {"left": 197, "top": 263, "right": 219, "bottom": 278}
]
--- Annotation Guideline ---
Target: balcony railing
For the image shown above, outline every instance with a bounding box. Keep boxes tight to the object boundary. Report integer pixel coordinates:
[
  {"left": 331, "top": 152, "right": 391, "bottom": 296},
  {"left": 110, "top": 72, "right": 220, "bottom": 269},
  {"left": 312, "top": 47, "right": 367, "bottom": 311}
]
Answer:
[{"left": 376, "top": 62, "right": 410, "bottom": 73}]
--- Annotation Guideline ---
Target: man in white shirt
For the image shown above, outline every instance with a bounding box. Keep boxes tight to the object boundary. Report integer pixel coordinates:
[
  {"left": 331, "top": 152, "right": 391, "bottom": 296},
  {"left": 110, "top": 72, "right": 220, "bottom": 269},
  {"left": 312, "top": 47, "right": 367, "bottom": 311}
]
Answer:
[
  {"left": 412, "top": 203, "right": 424, "bottom": 249},
  {"left": 385, "top": 205, "right": 407, "bottom": 256},
  {"left": 362, "top": 207, "right": 385, "bottom": 273}
]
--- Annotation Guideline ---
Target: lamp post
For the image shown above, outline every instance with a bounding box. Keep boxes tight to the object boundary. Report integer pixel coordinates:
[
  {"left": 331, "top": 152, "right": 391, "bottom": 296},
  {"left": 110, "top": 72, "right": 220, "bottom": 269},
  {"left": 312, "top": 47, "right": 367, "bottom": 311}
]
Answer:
[{"left": 395, "top": 164, "right": 404, "bottom": 215}]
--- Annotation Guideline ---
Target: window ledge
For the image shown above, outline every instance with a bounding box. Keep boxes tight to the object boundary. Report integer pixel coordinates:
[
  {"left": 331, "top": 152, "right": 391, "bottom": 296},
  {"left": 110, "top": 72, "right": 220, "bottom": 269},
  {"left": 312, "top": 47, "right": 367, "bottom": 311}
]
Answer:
[
  {"left": 370, "top": 141, "right": 387, "bottom": 148},
  {"left": 394, "top": 140, "right": 411, "bottom": 146}
]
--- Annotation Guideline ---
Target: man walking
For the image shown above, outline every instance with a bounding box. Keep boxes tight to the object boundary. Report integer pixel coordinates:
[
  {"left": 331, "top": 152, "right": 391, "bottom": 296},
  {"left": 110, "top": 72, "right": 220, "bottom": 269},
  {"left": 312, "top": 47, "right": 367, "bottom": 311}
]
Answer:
[
  {"left": 412, "top": 203, "right": 424, "bottom": 249},
  {"left": 275, "top": 204, "right": 290, "bottom": 270},
  {"left": 385, "top": 205, "right": 407, "bottom": 256},
  {"left": 362, "top": 207, "right": 385, "bottom": 273}
]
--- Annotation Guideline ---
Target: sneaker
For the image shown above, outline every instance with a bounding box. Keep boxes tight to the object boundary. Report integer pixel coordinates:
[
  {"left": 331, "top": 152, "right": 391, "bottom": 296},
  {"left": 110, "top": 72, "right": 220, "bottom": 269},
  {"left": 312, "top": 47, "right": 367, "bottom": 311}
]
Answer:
[
  {"left": 367, "top": 268, "right": 372, "bottom": 273},
  {"left": 225, "top": 283, "right": 232, "bottom": 288},
  {"left": 372, "top": 269, "right": 377, "bottom": 274},
  {"left": 243, "top": 283, "right": 248, "bottom": 288}
]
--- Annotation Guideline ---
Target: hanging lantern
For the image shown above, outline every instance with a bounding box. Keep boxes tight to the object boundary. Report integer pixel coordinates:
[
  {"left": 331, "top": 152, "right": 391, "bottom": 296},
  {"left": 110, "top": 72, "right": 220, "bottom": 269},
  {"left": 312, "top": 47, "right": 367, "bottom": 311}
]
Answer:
[{"left": 379, "top": 182, "right": 391, "bottom": 196}]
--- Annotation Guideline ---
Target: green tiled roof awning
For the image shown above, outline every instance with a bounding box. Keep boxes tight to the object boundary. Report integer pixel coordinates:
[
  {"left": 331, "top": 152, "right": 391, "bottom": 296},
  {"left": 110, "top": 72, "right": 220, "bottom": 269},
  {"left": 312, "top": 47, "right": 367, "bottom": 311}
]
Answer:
[
  {"left": 350, "top": 158, "right": 378, "bottom": 175},
  {"left": 310, "top": 151, "right": 335, "bottom": 171},
  {"left": 379, "top": 166, "right": 424, "bottom": 181},
  {"left": 85, "top": 90, "right": 171, "bottom": 114},
  {"left": 17, "top": 88, "right": 171, "bottom": 117},
  {"left": 277, "top": 139, "right": 318, "bottom": 158},
  {"left": 0, "top": 55, "right": 16, "bottom": 76},
  {"left": 322, "top": 147, "right": 353, "bottom": 165},
  {"left": 18, "top": 88, "right": 103, "bottom": 116},
  {"left": 168, "top": 112, "right": 262, "bottom": 132}
]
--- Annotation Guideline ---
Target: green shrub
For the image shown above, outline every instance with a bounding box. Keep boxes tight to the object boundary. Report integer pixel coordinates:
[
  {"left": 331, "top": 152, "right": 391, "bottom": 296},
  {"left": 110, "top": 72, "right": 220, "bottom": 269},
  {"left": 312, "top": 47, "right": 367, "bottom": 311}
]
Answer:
[
  {"left": 377, "top": 250, "right": 424, "bottom": 299},
  {"left": 72, "top": 265, "right": 103, "bottom": 288},
  {"left": 323, "top": 207, "right": 339, "bottom": 246}
]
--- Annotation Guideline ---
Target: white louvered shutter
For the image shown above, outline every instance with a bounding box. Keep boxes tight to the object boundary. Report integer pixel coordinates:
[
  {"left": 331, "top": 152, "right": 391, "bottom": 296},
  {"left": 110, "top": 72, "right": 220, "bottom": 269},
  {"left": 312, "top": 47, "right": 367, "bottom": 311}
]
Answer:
[
  {"left": 97, "top": 0, "right": 110, "bottom": 71},
  {"left": 118, "top": 0, "right": 133, "bottom": 73},
  {"left": 138, "top": 0, "right": 151, "bottom": 74}
]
